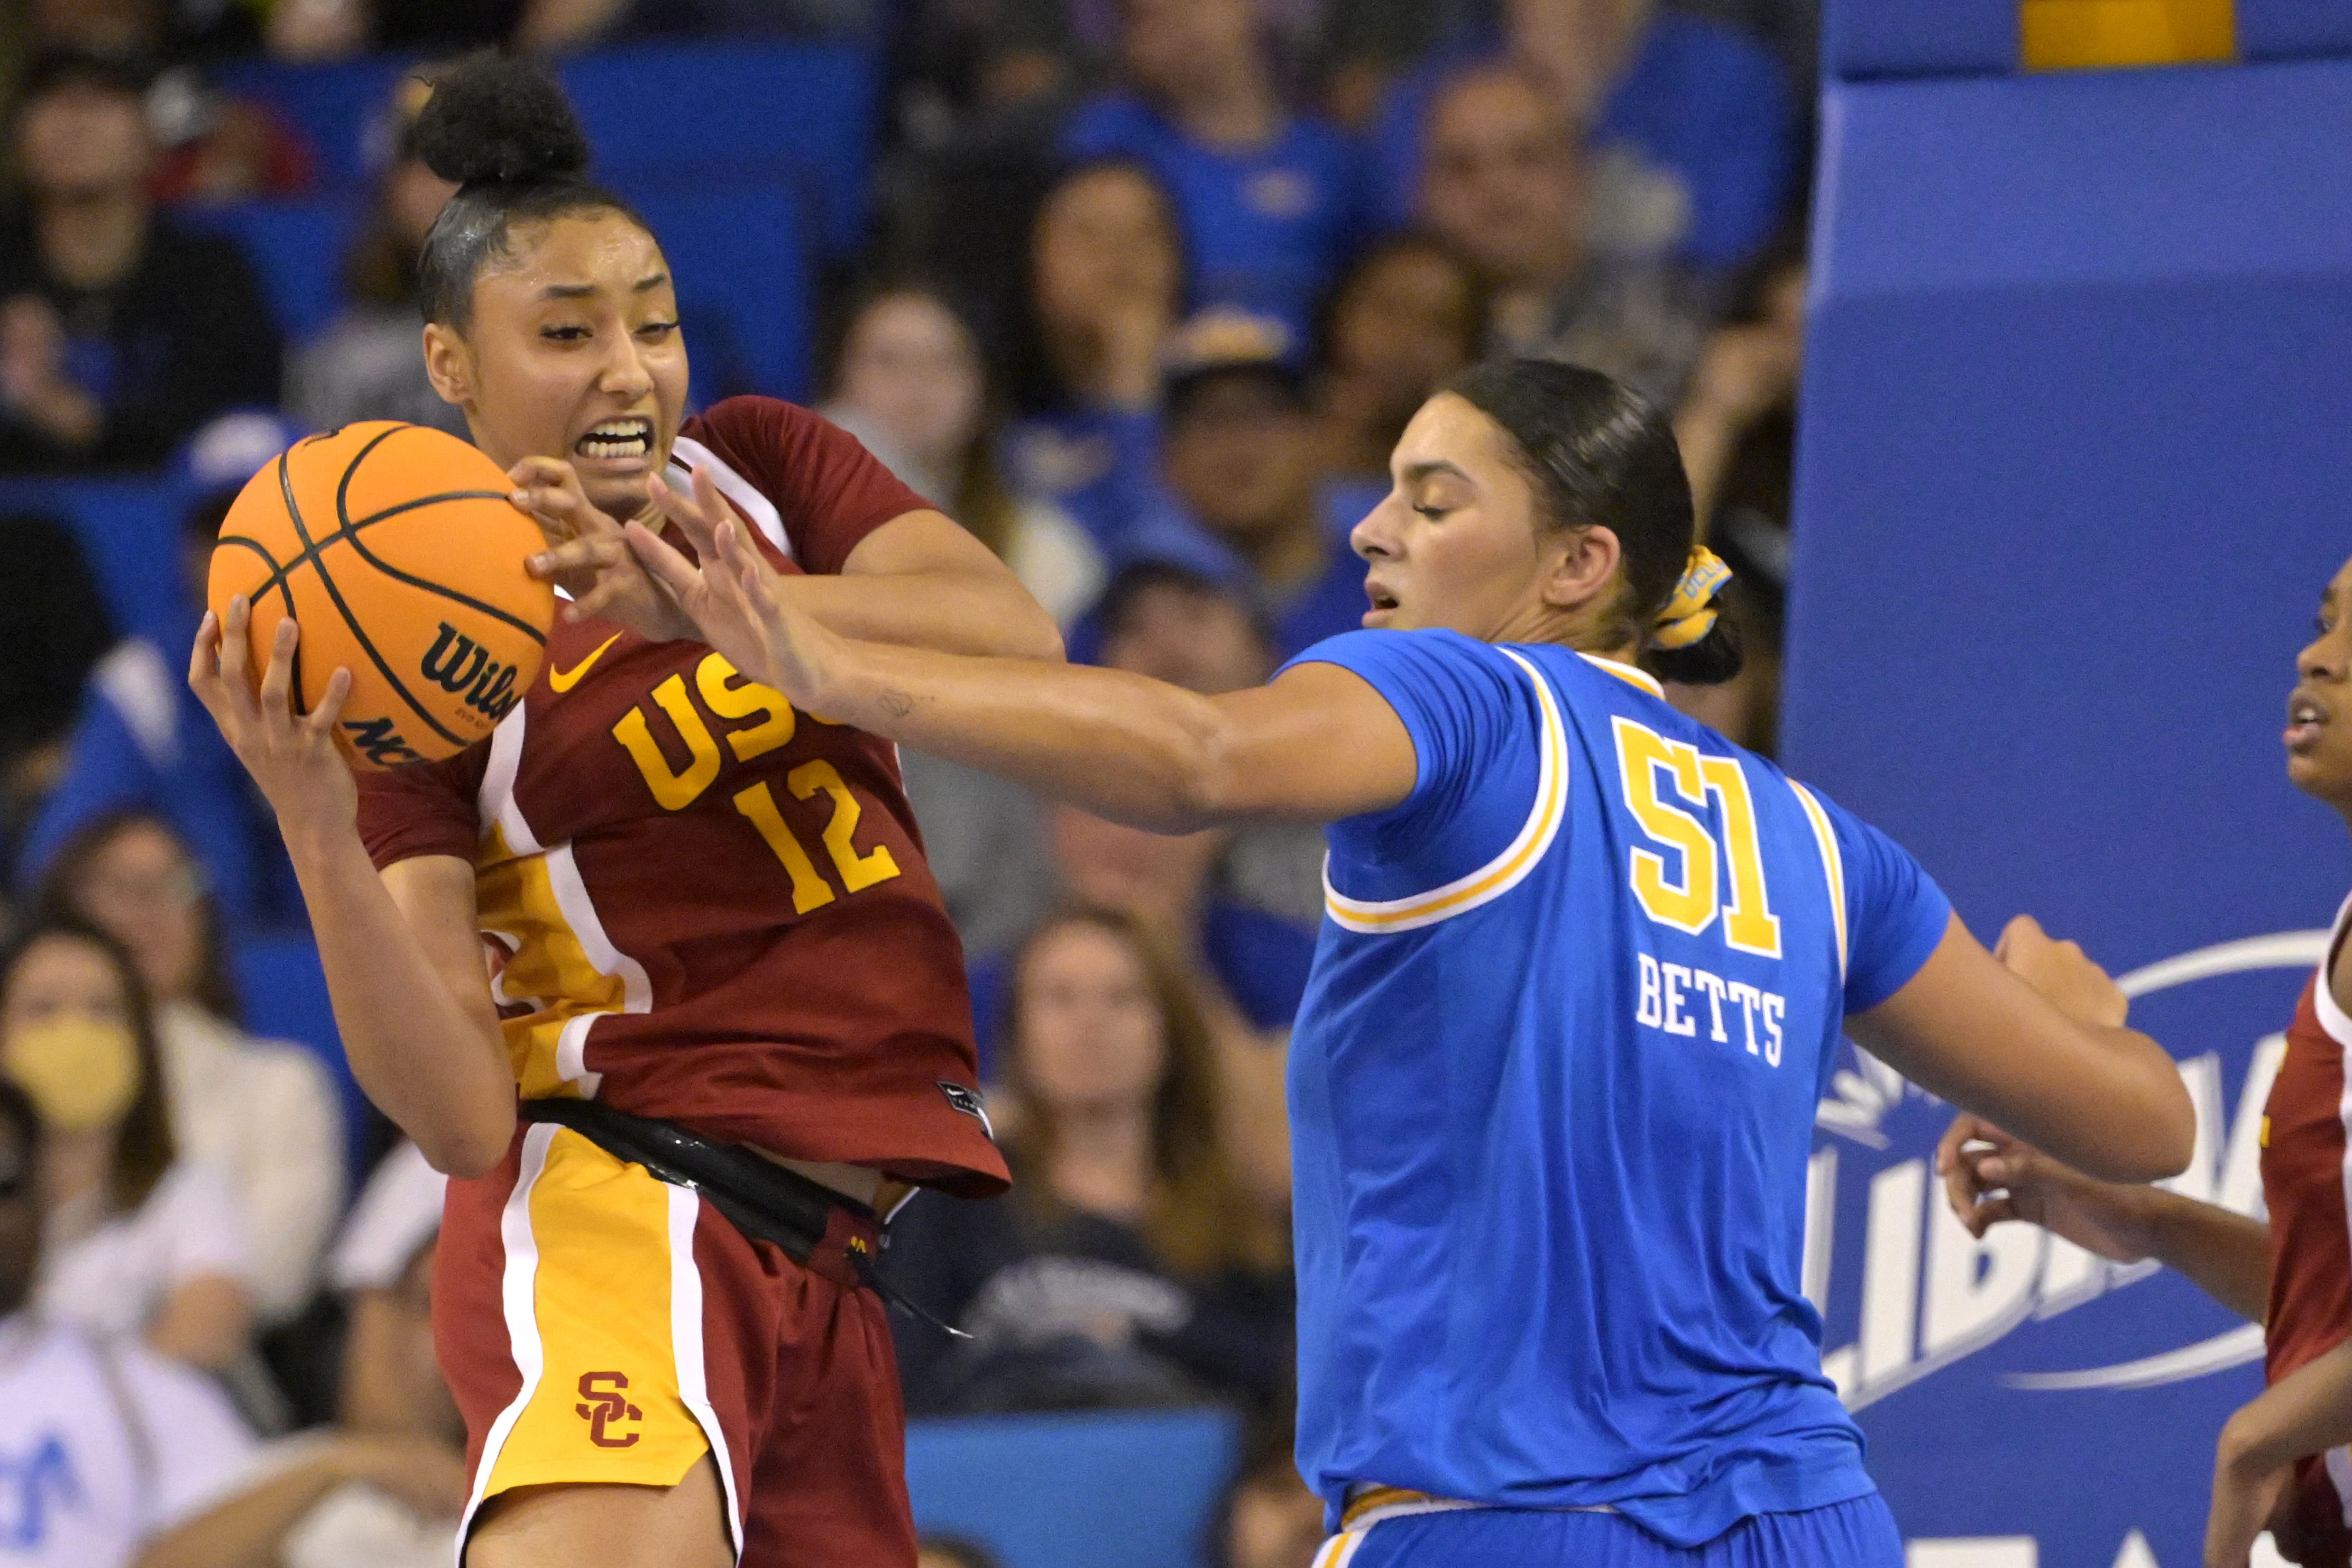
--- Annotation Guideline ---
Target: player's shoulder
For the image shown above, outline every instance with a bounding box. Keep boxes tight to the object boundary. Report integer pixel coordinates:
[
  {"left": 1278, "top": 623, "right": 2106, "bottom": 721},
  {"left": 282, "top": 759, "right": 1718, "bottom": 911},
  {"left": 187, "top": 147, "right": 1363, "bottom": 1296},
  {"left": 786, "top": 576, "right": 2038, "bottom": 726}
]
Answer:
[{"left": 678, "top": 394, "right": 832, "bottom": 467}]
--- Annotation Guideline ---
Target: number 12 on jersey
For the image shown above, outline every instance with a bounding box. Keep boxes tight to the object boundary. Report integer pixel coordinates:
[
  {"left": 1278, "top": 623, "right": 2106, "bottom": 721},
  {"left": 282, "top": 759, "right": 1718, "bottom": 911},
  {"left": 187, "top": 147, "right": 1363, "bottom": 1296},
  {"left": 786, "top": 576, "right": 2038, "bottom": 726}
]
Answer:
[{"left": 1610, "top": 717, "right": 1782, "bottom": 958}]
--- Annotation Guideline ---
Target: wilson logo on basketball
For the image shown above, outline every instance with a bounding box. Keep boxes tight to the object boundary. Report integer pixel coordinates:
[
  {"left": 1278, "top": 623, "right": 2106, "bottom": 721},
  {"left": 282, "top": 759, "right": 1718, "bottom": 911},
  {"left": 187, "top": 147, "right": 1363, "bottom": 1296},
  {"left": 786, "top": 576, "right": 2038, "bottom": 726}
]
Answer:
[
  {"left": 421, "top": 623, "right": 524, "bottom": 722},
  {"left": 575, "top": 1371, "right": 643, "bottom": 1449}
]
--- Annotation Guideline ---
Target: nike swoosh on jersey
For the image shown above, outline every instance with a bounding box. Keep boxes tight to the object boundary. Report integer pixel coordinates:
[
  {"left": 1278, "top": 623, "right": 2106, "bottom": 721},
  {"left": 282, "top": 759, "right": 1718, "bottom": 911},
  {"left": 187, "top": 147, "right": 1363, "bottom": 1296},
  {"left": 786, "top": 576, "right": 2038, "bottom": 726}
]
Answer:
[{"left": 548, "top": 631, "right": 624, "bottom": 692}]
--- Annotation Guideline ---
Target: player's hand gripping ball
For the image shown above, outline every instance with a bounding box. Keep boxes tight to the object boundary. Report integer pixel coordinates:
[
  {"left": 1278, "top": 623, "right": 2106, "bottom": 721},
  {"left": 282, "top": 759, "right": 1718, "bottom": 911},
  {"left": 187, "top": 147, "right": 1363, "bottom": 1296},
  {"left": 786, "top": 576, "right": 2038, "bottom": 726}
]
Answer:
[{"left": 207, "top": 422, "right": 557, "bottom": 770}]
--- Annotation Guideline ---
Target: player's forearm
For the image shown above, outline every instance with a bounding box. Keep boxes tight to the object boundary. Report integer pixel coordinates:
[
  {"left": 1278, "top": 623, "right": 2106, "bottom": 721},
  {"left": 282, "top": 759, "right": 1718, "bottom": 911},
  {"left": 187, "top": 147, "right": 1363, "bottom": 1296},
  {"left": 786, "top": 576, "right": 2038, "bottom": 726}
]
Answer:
[
  {"left": 810, "top": 637, "right": 1236, "bottom": 831},
  {"left": 782, "top": 570, "right": 1064, "bottom": 663},
  {"left": 279, "top": 827, "right": 514, "bottom": 1177},
  {"left": 2128, "top": 1188, "right": 2271, "bottom": 1322},
  {"left": 2219, "top": 1337, "right": 2352, "bottom": 1476},
  {"left": 1998, "top": 1021, "right": 2194, "bottom": 1184}
]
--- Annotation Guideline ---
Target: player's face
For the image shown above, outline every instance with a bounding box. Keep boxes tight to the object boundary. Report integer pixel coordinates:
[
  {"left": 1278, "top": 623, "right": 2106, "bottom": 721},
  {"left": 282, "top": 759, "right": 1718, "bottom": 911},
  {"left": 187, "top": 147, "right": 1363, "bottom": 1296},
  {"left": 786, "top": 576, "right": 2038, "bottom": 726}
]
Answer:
[
  {"left": 1352, "top": 392, "right": 1564, "bottom": 639},
  {"left": 2286, "top": 557, "right": 2352, "bottom": 812},
  {"left": 436, "top": 211, "right": 690, "bottom": 521}
]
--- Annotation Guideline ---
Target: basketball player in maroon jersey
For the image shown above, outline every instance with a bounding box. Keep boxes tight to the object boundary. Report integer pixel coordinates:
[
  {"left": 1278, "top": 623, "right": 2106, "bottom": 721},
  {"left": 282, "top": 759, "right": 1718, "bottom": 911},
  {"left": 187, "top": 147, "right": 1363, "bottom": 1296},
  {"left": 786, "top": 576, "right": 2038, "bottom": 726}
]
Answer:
[
  {"left": 185, "top": 56, "right": 1051, "bottom": 1568},
  {"left": 1939, "top": 554, "right": 2352, "bottom": 1567}
]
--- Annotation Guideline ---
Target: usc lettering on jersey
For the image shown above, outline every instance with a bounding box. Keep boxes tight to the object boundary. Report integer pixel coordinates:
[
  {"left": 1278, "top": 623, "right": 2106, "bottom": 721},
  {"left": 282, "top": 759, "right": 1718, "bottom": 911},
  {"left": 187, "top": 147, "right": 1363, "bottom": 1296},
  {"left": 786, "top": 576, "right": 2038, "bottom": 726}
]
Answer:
[{"left": 359, "top": 397, "right": 1007, "bottom": 1194}]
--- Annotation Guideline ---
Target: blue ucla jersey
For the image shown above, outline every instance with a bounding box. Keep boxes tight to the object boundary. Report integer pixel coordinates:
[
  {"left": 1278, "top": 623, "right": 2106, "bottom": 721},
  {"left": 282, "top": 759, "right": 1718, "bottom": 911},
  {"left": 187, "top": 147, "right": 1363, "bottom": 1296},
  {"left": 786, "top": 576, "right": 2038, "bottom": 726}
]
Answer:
[{"left": 1280, "top": 630, "right": 1950, "bottom": 1549}]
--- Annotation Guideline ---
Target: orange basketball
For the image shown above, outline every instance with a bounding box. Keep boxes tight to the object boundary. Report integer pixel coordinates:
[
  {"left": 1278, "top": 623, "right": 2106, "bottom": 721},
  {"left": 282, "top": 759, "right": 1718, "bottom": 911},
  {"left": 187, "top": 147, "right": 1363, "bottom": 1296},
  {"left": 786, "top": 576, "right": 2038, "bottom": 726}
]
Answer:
[{"left": 207, "top": 422, "right": 556, "bottom": 771}]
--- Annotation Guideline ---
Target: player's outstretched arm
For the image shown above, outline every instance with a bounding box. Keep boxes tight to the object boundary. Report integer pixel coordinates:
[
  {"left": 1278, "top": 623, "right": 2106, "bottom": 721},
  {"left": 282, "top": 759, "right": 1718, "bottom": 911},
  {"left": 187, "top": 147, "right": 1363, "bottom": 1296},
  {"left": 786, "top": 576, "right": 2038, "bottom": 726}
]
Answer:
[
  {"left": 625, "top": 510, "right": 1418, "bottom": 829},
  {"left": 645, "top": 468, "right": 1063, "bottom": 662},
  {"left": 1850, "top": 914, "right": 2194, "bottom": 1184},
  {"left": 1936, "top": 1112, "right": 2269, "bottom": 1320},
  {"left": 190, "top": 601, "right": 516, "bottom": 1179}
]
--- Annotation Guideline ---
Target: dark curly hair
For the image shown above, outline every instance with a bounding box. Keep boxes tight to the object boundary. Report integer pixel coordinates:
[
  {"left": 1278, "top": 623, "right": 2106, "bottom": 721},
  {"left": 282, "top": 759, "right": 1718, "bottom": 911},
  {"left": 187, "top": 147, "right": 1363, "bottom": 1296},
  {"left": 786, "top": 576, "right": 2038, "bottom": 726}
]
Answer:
[
  {"left": 412, "top": 52, "right": 652, "bottom": 331},
  {"left": 1446, "top": 358, "right": 1743, "bottom": 686}
]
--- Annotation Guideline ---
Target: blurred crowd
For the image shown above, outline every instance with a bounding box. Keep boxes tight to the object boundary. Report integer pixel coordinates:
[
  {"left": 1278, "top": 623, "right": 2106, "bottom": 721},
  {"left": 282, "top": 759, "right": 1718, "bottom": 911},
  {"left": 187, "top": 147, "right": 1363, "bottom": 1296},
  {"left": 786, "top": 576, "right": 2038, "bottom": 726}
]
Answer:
[{"left": 0, "top": 0, "right": 1814, "bottom": 1564}]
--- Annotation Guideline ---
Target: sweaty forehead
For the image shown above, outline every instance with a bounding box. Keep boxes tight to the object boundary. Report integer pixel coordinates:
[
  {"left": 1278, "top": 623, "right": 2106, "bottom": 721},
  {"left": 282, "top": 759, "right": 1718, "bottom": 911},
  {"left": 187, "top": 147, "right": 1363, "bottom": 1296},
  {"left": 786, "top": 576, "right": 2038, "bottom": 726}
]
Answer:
[{"left": 1395, "top": 394, "right": 1506, "bottom": 482}]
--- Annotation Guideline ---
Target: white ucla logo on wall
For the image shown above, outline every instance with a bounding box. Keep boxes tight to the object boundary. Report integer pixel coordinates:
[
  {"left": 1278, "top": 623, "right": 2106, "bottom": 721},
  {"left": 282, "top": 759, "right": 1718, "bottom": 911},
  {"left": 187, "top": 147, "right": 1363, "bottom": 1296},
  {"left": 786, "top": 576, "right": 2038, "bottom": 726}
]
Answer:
[{"left": 1807, "top": 930, "right": 2324, "bottom": 1410}]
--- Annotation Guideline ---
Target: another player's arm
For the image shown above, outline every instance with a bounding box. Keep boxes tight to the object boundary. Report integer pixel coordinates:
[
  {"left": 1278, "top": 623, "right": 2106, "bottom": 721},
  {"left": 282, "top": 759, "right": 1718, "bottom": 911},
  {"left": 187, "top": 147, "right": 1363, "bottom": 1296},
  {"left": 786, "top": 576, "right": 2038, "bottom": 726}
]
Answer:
[
  {"left": 1850, "top": 916, "right": 2194, "bottom": 1185},
  {"left": 626, "top": 505, "right": 1415, "bottom": 827},
  {"left": 802, "top": 504, "right": 1064, "bottom": 662},
  {"left": 189, "top": 602, "right": 515, "bottom": 1179},
  {"left": 518, "top": 460, "right": 1063, "bottom": 662},
  {"left": 1935, "top": 1112, "right": 2269, "bottom": 1320}
]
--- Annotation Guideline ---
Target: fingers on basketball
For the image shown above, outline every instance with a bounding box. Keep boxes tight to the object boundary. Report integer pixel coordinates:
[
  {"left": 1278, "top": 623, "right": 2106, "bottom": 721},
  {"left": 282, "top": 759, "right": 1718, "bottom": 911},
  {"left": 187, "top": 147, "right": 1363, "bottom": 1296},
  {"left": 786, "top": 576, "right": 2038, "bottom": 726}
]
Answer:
[{"left": 208, "top": 422, "right": 558, "bottom": 770}]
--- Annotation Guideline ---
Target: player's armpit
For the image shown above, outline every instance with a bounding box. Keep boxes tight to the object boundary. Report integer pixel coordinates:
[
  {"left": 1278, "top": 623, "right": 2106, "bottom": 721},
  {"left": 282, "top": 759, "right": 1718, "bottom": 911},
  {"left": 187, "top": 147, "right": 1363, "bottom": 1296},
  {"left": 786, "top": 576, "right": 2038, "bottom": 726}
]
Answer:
[{"left": 1848, "top": 915, "right": 2194, "bottom": 1184}]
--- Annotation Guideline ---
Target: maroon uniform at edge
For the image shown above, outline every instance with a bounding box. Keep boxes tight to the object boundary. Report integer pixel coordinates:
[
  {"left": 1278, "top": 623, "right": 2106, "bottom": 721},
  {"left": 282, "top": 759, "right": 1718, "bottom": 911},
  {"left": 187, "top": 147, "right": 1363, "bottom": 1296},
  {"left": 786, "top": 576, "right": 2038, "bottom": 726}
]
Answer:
[{"left": 2260, "top": 900, "right": 2352, "bottom": 1568}]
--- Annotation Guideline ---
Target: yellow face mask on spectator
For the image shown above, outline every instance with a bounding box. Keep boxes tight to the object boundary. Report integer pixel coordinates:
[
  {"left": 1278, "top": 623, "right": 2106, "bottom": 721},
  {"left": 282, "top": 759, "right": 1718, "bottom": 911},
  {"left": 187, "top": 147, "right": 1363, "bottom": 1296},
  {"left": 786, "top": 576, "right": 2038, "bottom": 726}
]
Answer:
[{"left": 5, "top": 1016, "right": 140, "bottom": 1134}]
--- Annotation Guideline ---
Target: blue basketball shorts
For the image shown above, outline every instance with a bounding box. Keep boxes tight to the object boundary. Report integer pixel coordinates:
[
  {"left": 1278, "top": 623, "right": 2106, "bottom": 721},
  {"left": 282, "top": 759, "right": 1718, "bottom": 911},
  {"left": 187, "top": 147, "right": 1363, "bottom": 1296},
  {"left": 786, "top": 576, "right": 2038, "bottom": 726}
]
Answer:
[{"left": 1313, "top": 1494, "right": 1906, "bottom": 1568}]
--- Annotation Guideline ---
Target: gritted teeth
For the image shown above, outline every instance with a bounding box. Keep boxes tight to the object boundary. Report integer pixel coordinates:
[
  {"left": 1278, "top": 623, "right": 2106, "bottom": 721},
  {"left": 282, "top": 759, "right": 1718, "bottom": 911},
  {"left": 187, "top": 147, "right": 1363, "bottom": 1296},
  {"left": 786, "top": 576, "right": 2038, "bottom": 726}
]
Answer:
[{"left": 577, "top": 417, "right": 652, "bottom": 459}]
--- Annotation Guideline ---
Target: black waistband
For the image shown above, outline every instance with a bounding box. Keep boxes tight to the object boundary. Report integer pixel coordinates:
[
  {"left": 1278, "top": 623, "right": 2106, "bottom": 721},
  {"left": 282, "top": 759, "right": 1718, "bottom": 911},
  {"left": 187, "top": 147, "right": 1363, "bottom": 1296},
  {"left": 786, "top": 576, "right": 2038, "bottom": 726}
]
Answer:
[
  {"left": 516, "top": 1100, "right": 965, "bottom": 1337},
  {"left": 521, "top": 1099, "right": 864, "bottom": 1262}
]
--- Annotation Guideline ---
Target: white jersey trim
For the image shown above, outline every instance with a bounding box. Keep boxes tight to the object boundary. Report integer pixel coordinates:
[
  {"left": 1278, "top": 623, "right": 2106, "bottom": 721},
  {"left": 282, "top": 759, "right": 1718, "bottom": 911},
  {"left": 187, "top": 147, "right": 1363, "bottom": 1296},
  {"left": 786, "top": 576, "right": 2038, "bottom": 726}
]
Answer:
[
  {"left": 453, "top": 1121, "right": 558, "bottom": 1566},
  {"left": 477, "top": 706, "right": 650, "bottom": 1099},
  {"left": 669, "top": 436, "right": 793, "bottom": 563},
  {"left": 1785, "top": 780, "right": 1849, "bottom": 984},
  {"left": 2312, "top": 893, "right": 2352, "bottom": 1048},
  {"left": 1323, "top": 646, "right": 1570, "bottom": 935}
]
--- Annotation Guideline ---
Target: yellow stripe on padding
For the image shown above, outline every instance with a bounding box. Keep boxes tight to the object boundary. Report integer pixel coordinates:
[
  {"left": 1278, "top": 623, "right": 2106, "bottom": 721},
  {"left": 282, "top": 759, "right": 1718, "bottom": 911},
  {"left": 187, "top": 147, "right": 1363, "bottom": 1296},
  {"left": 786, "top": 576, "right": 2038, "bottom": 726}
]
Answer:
[
  {"left": 1324, "top": 649, "right": 1570, "bottom": 934},
  {"left": 2021, "top": 0, "right": 2234, "bottom": 70},
  {"left": 1787, "top": 781, "right": 1848, "bottom": 983},
  {"left": 484, "top": 1128, "right": 711, "bottom": 1496}
]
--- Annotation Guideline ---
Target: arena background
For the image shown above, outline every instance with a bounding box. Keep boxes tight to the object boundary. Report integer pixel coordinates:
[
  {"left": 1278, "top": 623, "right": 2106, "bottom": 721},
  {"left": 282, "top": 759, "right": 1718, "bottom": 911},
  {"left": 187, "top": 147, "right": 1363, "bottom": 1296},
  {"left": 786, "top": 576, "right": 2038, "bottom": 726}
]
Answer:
[{"left": 0, "top": 0, "right": 2347, "bottom": 1564}]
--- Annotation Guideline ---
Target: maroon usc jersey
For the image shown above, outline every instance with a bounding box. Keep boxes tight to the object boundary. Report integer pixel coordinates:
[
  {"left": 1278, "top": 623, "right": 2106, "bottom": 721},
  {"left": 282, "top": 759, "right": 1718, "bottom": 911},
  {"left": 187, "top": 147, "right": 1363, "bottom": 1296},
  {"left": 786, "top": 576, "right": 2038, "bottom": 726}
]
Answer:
[
  {"left": 2260, "top": 901, "right": 2352, "bottom": 1565},
  {"left": 358, "top": 397, "right": 1009, "bottom": 1195}
]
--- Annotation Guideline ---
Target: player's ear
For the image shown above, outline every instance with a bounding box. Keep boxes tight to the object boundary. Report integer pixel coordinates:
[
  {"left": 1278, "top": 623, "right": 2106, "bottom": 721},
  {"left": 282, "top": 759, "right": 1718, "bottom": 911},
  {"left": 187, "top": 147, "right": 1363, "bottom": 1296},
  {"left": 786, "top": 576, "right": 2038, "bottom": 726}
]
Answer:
[
  {"left": 422, "top": 322, "right": 476, "bottom": 409},
  {"left": 1539, "top": 522, "right": 1622, "bottom": 614}
]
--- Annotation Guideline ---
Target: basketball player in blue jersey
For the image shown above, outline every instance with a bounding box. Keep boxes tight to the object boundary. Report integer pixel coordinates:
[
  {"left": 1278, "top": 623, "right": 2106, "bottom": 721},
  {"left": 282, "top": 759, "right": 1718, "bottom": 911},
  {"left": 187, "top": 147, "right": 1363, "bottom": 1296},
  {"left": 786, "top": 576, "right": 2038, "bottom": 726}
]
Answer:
[{"left": 625, "top": 358, "right": 2195, "bottom": 1565}]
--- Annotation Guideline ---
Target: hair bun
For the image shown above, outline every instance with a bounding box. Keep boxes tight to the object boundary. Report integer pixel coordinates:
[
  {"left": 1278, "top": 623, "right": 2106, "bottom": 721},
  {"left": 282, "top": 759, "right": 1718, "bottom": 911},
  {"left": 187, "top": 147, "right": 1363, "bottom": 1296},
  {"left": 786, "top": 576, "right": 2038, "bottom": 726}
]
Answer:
[{"left": 412, "top": 53, "right": 590, "bottom": 188}]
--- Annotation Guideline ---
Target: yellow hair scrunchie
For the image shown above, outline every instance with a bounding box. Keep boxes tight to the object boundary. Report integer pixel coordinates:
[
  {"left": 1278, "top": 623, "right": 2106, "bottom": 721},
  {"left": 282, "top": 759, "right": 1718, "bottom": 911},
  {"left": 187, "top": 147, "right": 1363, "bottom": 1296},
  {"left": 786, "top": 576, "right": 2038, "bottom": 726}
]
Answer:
[{"left": 1651, "top": 546, "right": 1734, "bottom": 651}]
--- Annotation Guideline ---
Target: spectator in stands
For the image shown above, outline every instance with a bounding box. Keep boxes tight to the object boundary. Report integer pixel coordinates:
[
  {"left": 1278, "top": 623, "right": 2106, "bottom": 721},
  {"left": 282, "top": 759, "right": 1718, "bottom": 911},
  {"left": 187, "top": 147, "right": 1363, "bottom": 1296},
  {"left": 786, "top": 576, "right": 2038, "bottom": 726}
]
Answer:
[
  {"left": 0, "top": 508, "right": 117, "bottom": 880},
  {"left": 1673, "top": 240, "right": 1804, "bottom": 531},
  {"left": 22, "top": 0, "right": 314, "bottom": 200},
  {"left": 887, "top": 908, "right": 1292, "bottom": 1417},
  {"left": 130, "top": 1143, "right": 468, "bottom": 1568},
  {"left": 823, "top": 285, "right": 1103, "bottom": 625},
  {"left": 1140, "top": 308, "right": 1367, "bottom": 660},
  {"left": 1415, "top": 60, "right": 1711, "bottom": 409},
  {"left": 1064, "top": 0, "right": 1364, "bottom": 334},
  {"left": 0, "top": 53, "right": 282, "bottom": 472},
  {"left": 286, "top": 81, "right": 465, "bottom": 438},
  {"left": 1311, "top": 231, "right": 1485, "bottom": 486},
  {"left": 22, "top": 422, "right": 303, "bottom": 926},
  {"left": 1663, "top": 242, "right": 1802, "bottom": 757},
  {"left": 0, "top": 1078, "right": 259, "bottom": 1568},
  {"left": 1350, "top": 0, "right": 1796, "bottom": 272},
  {"left": 1217, "top": 1416, "right": 1325, "bottom": 1568},
  {"left": 1, "top": 915, "right": 253, "bottom": 1371},
  {"left": 37, "top": 812, "right": 344, "bottom": 1326},
  {"left": 1004, "top": 159, "right": 1184, "bottom": 550}
]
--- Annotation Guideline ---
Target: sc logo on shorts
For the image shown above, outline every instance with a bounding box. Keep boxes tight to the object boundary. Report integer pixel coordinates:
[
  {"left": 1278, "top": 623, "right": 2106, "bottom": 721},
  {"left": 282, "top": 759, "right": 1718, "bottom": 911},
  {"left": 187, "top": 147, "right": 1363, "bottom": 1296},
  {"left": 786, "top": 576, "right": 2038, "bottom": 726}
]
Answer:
[{"left": 575, "top": 1371, "right": 643, "bottom": 1448}]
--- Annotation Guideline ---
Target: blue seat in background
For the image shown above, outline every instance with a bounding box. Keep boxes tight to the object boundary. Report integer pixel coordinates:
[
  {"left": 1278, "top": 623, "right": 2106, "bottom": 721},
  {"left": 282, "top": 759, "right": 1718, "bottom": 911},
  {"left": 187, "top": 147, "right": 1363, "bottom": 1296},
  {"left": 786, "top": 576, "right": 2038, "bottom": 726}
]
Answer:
[
  {"left": 0, "top": 478, "right": 191, "bottom": 651},
  {"left": 211, "top": 54, "right": 418, "bottom": 184},
  {"left": 614, "top": 174, "right": 813, "bottom": 401},
  {"left": 907, "top": 1407, "right": 1241, "bottom": 1568},
  {"left": 177, "top": 198, "right": 364, "bottom": 348},
  {"left": 560, "top": 42, "right": 879, "bottom": 256}
]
